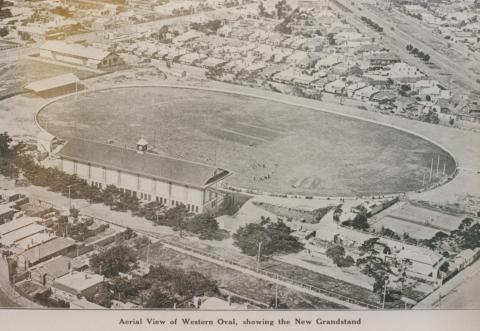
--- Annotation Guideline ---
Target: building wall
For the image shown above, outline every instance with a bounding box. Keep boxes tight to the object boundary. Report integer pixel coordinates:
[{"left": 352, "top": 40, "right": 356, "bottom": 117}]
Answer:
[
  {"left": 105, "top": 168, "right": 118, "bottom": 186},
  {"left": 39, "top": 49, "right": 121, "bottom": 69},
  {"left": 52, "top": 279, "right": 103, "bottom": 297},
  {"left": 76, "top": 162, "right": 89, "bottom": 179},
  {"left": 59, "top": 158, "right": 209, "bottom": 213},
  {"left": 55, "top": 53, "right": 85, "bottom": 66},
  {"left": 39, "top": 49, "right": 53, "bottom": 59}
]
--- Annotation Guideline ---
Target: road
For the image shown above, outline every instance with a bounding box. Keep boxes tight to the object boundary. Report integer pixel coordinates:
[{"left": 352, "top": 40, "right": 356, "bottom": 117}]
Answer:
[{"left": 333, "top": 0, "right": 480, "bottom": 94}]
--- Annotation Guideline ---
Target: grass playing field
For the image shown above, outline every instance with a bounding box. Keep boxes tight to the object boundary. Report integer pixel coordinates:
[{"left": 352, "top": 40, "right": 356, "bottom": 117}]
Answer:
[{"left": 37, "top": 86, "right": 456, "bottom": 196}]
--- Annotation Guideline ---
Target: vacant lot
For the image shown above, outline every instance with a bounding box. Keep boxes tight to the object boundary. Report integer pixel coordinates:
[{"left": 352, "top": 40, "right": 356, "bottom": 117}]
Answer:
[
  {"left": 38, "top": 86, "right": 456, "bottom": 196},
  {"left": 0, "top": 59, "right": 97, "bottom": 99},
  {"left": 388, "top": 203, "right": 465, "bottom": 232}
]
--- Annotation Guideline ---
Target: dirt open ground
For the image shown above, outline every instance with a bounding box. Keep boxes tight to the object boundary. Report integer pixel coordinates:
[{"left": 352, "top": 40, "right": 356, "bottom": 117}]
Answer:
[
  {"left": 37, "top": 86, "right": 456, "bottom": 196},
  {"left": 0, "top": 59, "right": 98, "bottom": 100}
]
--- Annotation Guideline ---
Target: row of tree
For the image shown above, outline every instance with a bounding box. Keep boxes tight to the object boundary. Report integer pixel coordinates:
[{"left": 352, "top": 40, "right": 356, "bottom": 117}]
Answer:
[
  {"left": 0, "top": 132, "right": 227, "bottom": 241},
  {"left": 258, "top": 0, "right": 291, "bottom": 20},
  {"left": 406, "top": 44, "right": 431, "bottom": 62},
  {"left": 361, "top": 16, "right": 384, "bottom": 33}
]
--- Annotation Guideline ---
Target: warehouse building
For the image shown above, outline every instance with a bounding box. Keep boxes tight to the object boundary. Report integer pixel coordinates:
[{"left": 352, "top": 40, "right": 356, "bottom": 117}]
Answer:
[
  {"left": 39, "top": 41, "right": 122, "bottom": 69},
  {"left": 56, "top": 139, "right": 231, "bottom": 214}
]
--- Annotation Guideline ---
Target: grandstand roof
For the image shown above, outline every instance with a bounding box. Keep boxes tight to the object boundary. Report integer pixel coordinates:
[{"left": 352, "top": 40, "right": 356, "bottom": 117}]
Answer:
[{"left": 58, "top": 139, "right": 230, "bottom": 189}]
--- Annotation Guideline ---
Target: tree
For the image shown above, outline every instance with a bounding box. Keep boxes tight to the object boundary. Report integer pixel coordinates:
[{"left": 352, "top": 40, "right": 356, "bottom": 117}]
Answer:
[
  {"left": 233, "top": 223, "right": 270, "bottom": 256},
  {"left": 144, "top": 285, "right": 176, "bottom": 308},
  {"left": 186, "top": 213, "right": 221, "bottom": 240},
  {"left": 218, "top": 193, "right": 249, "bottom": 216},
  {"left": 439, "top": 262, "right": 450, "bottom": 273},
  {"left": 265, "top": 220, "right": 304, "bottom": 255},
  {"left": 103, "top": 185, "right": 121, "bottom": 209},
  {"left": 326, "top": 245, "right": 355, "bottom": 267},
  {"left": 145, "top": 264, "right": 218, "bottom": 307},
  {"left": 275, "top": 0, "right": 288, "bottom": 18},
  {"left": 233, "top": 220, "right": 303, "bottom": 257},
  {"left": 326, "top": 245, "right": 345, "bottom": 261},
  {"left": 110, "top": 276, "right": 141, "bottom": 301},
  {"left": 163, "top": 204, "right": 188, "bottom": 235},
  {"left": 0, "top": 132, "right": 12, "bottom": 156},
  {"left": 0, "top": 26, "right": 7, "bottom": 37},
  {"left": 90, "top": 245, "right": 137, "bottom": 277},
  {"left": 360, "top": 237, "right": 380, "bottom": 254},
  {"left": 351, "top": 212, "right": 369, "bottom": 230},
  {"left": 69, "top": 207, "right": 79, "bottom": 220},
  {"left": 87, "top": 283, "right": 113, "bottom": 308},
  {"left": 258, "top": 1, "right": 266, "bottom": 16}
]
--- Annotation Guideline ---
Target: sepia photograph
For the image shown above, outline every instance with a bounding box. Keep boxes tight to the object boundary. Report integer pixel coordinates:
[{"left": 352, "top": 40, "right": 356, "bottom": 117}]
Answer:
[{"left": 0, "top": 0, "right": 479, "bottom": 329}]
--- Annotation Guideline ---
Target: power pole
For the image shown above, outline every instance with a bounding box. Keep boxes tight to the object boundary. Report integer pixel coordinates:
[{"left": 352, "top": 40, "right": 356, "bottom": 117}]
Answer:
[
  {"left": 146, "top": 242, "right": 150, "bottom": 265},
  {"left": 68, "top": 185, "right": 72, "bottom": 209},
  {"left": 429, "top": 157, "right": 434, "bottom": 182},
  {"left": 382, "top": 280, "right": 388, "bottom": 309},
  {"left": 256, "top": 241, "right": 263, "bottom": 272},
  {"left": 275, "top": 275, "right": 278, "bottom": 309},
  {"left": 436, "top": 155, "right": 440, "bottom": 177}
]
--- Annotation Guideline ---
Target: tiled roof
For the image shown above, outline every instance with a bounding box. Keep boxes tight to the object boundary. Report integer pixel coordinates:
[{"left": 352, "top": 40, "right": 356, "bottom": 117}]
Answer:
[{"left": 58, "top": 139, "right": 230, "bottom": 189}]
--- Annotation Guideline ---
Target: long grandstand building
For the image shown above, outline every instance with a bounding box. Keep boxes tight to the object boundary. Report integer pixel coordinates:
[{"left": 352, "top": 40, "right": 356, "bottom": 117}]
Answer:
[{"left": 56, "top": 139, "right": 231, "bottom": 214}]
